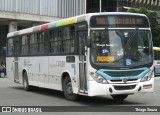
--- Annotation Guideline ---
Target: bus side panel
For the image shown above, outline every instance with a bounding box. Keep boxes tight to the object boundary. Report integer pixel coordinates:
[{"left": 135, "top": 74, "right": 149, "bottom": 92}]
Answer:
[
  {"left": 48, "top": 56, "right": 79, "bottom": 93},
  {"left": 64, "top": 56, "right": 79, "bottom": 94},
  {"left": 26, "top": 56, "right": 48, "bottom": 87},
  {"left": 48, "top": 56, "right": 66, "bottom": 90},
  {"left": 39, "top": 56, "right": 48, "bottom": 88},
  {"left": 6, "top": 57, "right": 14, "bottom": 81}
]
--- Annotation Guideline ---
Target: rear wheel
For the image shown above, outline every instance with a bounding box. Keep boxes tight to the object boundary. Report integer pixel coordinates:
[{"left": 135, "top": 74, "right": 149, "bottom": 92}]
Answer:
[
  {"left": 63, "top": 76, "right": 77, "bottom": 101},
  {"left": 23, "top": 72, "right": 31, "bottom": 91},
  {"left": 111, "top": 94, "right": 128, "bottom": 101}
]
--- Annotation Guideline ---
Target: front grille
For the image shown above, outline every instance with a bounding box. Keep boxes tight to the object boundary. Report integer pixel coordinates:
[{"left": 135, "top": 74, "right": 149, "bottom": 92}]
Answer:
[
  {"left": 104, "top": 70, "right": 143, "bottom": 77},
  {"left": 114, "top": 85, "right": 136, "bottom": 90},
  {"left": 110, "top": 79, "right": 138, "bottom": 82}
]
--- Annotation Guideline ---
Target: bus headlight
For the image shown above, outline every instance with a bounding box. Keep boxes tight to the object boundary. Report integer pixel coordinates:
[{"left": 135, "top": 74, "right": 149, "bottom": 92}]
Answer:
[
  {"left": 141, "top": 71, "right": 153, "bottom": 82},
  {"left": 89, "top": 72, "right": 109, "bottom": 84}
]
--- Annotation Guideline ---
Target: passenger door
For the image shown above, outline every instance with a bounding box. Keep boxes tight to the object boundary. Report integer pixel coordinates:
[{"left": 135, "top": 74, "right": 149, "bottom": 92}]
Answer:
[
  {"left": 77, "top": 31, "right": 88, "bottom": 92},
  {"left": 13, "top": 37, "right": 20, "bottom": 83}
]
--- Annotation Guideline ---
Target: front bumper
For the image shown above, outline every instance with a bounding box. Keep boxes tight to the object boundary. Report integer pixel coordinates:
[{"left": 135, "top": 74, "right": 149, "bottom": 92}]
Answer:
[{"left": 87, "top": 78, "right": 154, "bottom": 96}]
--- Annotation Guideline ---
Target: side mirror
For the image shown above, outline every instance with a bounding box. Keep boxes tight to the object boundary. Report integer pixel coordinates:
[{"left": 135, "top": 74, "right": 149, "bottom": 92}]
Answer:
[{"left": 87, "top": 36, "right": 91, "bottom": 48}]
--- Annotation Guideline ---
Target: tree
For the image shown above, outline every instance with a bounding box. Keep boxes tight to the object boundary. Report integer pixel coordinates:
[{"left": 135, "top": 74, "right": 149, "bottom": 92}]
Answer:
[
  {"left": 151, "top": 25, "right": 160, "bottom": 46},
  {"left": 128, "top": 8, "right": 160, "bottom": 46}
]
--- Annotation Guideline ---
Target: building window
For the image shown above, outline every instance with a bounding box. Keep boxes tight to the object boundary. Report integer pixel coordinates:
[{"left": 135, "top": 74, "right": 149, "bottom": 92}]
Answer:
[
  {"left": 87, "top": 0, "right": 100, "bottom": 13},
  {"left": 87, "top": 0, "right": 117, "bottom": 12},
  {"left": 102, "top": 0, "right": 117, "bottom": 12}
]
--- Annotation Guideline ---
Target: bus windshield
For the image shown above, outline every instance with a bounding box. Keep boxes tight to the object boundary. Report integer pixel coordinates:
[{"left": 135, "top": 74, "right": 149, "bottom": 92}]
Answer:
[{"left": 91, "top": 29, "right": 152, "bottom": 67}]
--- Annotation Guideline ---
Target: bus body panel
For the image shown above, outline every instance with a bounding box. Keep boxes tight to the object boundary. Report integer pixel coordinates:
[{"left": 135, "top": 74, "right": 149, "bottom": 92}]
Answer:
[
  {"left": 87, "top": 61, "right": 154, "bottom": 96},
  {"left": 11, "top": 56, "right": 80, "bottom": 93},
  {"left": 47, "top": 56, "right": 79, "bottom": 92},
  {"left": 6, "top": 57, "right": 15, "bottom": 81}
]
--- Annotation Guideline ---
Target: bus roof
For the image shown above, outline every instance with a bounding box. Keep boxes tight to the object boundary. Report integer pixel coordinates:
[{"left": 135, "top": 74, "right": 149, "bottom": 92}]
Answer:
[{"left": 7, "top": 12, "right": 148, "bottom": 38}]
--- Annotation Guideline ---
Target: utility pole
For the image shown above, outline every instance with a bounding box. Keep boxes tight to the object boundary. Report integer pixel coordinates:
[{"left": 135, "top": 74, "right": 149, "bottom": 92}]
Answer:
[{"left": 100, "top": 0, "right": 102, "bottom": 12}]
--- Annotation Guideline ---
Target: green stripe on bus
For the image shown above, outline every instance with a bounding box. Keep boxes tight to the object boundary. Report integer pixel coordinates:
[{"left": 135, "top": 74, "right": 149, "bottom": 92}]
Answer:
[{"left": 56, "top": 18, "right": 77, "bottom": 27}]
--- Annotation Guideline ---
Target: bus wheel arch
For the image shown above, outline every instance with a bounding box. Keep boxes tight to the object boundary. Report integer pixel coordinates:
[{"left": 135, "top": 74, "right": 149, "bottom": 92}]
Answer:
[
  {"left": 62, "top": 72, "right": 77, "bottom": 101},
  {"left": 22, "top": 70, "right": 31, "bottom": 91},
  {"left": 61, "top": 72, "right": 69, "bottom": 91}
]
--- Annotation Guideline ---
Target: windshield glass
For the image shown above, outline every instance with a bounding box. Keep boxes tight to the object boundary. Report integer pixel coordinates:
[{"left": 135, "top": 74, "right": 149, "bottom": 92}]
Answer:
[{"left": 91, "top": 29, "right": 152, "bottom": 67}]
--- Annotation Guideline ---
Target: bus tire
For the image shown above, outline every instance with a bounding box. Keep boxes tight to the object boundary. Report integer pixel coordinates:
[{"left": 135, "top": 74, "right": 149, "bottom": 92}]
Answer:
[
  {"left": 63, "top": 76, "right": 77, "bottom": 101},
  {"left": 111, "top": 94, "right": 128, "bottom": 101},
  {"left": 23, "top": 72, "right": 31, "bottom": 91}
]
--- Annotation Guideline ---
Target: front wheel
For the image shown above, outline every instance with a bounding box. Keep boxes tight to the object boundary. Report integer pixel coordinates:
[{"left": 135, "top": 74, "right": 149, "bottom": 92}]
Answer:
[
  {"left": 111, "top": 94, "right": 128, "bottom": 101},
  {"left": 23, "top": 72, "right": 32, "bottom": 91},
  {"left": 63, "top": 76, "right": 78, "bottom": 101}
]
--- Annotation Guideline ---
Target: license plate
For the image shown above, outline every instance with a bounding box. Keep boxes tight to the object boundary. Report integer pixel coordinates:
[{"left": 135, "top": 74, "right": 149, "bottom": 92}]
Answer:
[{"left": 143, "top": 84, "right": 152, "bottom": 89}]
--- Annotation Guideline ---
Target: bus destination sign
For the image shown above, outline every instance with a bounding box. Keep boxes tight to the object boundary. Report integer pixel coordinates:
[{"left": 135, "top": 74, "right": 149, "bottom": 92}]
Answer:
[{"left": 90, "top": 15, "right": 149, "bottom": 28}]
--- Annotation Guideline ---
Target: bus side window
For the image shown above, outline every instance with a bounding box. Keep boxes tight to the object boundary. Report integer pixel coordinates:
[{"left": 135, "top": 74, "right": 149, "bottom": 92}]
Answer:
[
  {"left": 39, "top": 32, "right": 49, "bottom": 54},
  {"left": 29, "top": 34, "right": 38, "bottom": 55},
  {"left": 62, "top": 26, "right": 75, "bottom": 54},
  {"left": 50, "top": 30, "right": 54, "bottom": 54},
  {"left": 21, "top": 35, "right": 29, "bottom": 55},
  {"left": 50, "top": 29, "right": 61, "bottom": 54}
]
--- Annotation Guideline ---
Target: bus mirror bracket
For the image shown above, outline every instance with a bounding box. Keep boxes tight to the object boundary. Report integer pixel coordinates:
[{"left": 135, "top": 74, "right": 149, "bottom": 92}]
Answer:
[{"left": 87, "top": 36, "right": 91, "bottom": 48}]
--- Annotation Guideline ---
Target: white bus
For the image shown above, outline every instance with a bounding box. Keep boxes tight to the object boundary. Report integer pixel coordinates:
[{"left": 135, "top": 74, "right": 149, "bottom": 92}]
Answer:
[{"left": 6, "top": 12, "right": 154, "bottom": 101}]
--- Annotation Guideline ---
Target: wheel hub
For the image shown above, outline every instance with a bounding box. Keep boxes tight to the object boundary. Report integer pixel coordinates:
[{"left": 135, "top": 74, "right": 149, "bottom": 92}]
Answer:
[{"left": 66, "top": 82, "right": 73, "bottom": 95}]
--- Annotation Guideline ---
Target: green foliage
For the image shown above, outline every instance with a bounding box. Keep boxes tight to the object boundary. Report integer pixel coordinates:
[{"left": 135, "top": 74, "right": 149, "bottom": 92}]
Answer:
[
  {"left": 128, "top": 7, "right": 160, "bottom": 47},
  {"left": 151, "top": 25, "right": 160, "bottom": 47},
  {"left": 128, "top": 7, "right": 150, "bottom": 16},
  {"left": 128, "top": 7, "right": 157, "bottom": 16}
]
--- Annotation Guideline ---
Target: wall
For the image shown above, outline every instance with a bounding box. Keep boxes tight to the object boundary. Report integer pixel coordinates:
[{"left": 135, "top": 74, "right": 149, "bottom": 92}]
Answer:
[
  {"left": 0, "top": 25, "right": 7, "bottom": 63},
  {"left": 0, "top": 0, "right": 86, "bottom": 18}
]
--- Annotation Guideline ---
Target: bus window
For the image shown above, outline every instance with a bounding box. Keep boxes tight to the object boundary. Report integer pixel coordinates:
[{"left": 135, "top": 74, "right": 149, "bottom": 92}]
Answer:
[
  {"left": 29, "top": 34, "right": 38, "bottom": 55},
  {"left": 62, "top": 26, "right": 75, "bottom": 54},
  {"left": 21, "top": 35, "right": 29, "bottom": 55},
  {"left": 50, "top": 29, "right": 62, "bottom": 54},
  {"left": 39, "top": 32, "right": 49, "bottom": 54}
]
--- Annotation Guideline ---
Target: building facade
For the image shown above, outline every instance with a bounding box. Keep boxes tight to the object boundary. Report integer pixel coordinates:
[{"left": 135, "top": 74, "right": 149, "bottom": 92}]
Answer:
[
  {"left": 87, "top": 0, "right": 160, "bottom": 13},
  {"left": 0, "top": 0, "right": 85, "bottom": 63},
  {"left": 0, "top": 0, "right": 160, "bottom": 63}
]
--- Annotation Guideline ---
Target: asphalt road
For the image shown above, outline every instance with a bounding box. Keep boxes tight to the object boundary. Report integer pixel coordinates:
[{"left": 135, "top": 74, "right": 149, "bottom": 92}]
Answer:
[{"left": 0, "top": 77, "right": 160, "bottom": 115}]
